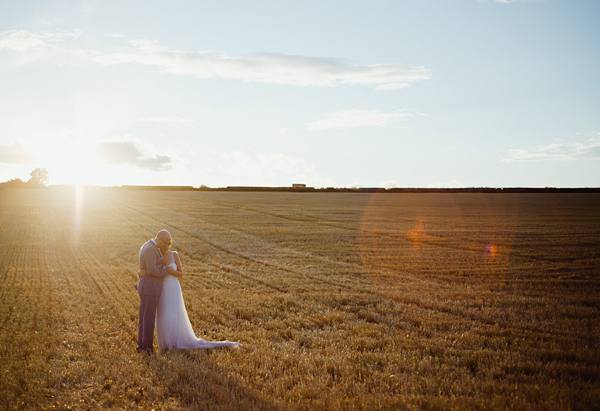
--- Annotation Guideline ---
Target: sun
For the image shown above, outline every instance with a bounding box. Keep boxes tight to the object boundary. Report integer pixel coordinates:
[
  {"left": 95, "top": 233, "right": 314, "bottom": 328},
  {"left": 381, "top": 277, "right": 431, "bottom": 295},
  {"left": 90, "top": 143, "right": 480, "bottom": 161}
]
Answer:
[
  {"left": 21, "top": 132, "right": 183, "bottom": 187},
  {"left": 25, "top": 133, "right": 118, "bottom": 186}
]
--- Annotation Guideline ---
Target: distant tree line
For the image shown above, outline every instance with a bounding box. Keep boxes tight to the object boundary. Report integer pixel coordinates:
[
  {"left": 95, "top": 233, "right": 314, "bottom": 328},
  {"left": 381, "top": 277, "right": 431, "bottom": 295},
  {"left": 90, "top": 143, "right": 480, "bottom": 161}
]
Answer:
[
  {"left": 113, "top": 185, "right": 600, "bottom": 193},
  {"left": 0, "top": 168, "right": 49, "bottom": 188},
  {"left": 2, "top": 171, "right": 599, "bottom": 193}
]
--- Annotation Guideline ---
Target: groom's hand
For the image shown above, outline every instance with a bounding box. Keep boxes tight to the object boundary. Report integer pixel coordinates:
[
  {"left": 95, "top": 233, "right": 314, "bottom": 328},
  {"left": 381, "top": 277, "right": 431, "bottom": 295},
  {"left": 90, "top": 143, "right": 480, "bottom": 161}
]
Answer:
[
  {"left": 168, "top": 266, "right": 183, "bottom": 278},
  {"left": 138, "top": 268, "right": 147, "bottom": 277}
]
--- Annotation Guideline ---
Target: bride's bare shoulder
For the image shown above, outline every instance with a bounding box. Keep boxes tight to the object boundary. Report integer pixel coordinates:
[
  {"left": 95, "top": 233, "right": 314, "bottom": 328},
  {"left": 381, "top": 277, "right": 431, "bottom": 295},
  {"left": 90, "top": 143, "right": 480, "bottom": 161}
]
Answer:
[{"left": 166, "top": 250, "right": 177, "bottom": 261}]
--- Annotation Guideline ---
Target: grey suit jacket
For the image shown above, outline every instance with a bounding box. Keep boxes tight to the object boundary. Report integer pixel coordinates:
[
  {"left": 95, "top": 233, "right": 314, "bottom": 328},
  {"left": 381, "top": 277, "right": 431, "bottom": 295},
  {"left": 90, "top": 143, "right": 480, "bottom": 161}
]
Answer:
[{"left": 136, "top": 239, "right": 169, "bottom": 296}]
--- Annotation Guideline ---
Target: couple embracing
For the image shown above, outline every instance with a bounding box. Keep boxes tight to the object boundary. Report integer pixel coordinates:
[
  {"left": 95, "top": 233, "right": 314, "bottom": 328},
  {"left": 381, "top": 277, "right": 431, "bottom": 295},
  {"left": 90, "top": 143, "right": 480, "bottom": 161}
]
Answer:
[{"left": 136, "top": 229, "right": 240, "bottom": 353}]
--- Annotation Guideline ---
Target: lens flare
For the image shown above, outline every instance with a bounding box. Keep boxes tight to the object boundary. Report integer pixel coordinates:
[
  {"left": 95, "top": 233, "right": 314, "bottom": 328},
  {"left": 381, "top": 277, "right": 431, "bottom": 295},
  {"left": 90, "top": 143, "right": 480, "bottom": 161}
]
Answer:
[
  {"left": 74, "top": 184, "right": 84, "bottom": 239},
  {"left": 359, "top": 192, "right": 519, "bottom": 304},
  {"left": 407, "top": 220, "right": 424, "bottom": 249},
  {"left": 484, "top": 244, "right": 498, "bottom": 257}
]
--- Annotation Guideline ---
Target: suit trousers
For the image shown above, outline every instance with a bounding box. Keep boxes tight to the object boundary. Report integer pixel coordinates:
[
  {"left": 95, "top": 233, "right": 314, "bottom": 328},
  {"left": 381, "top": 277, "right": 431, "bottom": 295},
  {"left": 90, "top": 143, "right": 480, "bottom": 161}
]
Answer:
[{"left": 138, "top": 294, "right": 159, "bottom": 352}]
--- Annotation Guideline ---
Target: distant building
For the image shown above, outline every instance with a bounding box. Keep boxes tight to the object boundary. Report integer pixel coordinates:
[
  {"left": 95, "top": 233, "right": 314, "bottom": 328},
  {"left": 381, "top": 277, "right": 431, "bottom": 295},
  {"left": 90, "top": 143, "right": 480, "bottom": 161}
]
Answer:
[{"left": 292, "top": 184, "right": 306, "bottom": 188}]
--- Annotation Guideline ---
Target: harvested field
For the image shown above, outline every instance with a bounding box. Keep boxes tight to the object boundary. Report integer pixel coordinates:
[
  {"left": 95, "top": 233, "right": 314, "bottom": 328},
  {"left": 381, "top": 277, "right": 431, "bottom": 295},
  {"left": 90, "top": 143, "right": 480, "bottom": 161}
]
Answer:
[{"left": 1, "top": 187, "right": 599, "bottom": 410}]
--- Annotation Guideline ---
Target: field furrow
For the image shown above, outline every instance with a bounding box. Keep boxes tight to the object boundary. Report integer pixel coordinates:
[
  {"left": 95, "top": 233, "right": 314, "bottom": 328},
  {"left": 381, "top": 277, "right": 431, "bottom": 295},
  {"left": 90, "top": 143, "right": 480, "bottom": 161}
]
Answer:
[{"left": 109, "top": 196, "right": 375, "bottom": 294}]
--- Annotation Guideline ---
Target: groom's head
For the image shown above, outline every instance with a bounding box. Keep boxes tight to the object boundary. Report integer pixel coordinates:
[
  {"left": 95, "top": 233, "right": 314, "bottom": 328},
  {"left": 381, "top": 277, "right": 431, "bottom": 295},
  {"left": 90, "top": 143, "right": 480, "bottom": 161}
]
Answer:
[{"left": 155, "top": 229, "right": 172, "bottom": 252}]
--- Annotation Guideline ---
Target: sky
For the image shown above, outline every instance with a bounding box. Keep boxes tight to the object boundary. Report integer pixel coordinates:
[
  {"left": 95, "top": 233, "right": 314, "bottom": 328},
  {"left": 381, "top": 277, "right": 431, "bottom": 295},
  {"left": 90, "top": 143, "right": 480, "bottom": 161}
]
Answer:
[{"left": 0, "top": 0, "right": 599, "bottom": 188}]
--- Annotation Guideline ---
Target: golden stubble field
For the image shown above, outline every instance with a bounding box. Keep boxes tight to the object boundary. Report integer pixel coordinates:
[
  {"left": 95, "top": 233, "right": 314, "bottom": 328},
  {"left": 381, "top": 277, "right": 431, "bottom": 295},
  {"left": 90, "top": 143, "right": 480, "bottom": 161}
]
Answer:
[{"left": 0, "top": 187, "right": 598, "bottom": 410}]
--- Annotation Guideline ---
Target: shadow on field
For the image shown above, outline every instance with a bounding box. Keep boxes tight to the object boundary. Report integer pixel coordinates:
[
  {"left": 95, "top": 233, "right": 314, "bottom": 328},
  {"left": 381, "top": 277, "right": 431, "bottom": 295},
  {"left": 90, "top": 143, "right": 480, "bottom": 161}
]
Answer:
[{"left": 143, "top": 348, "right": 279, "bottom": 410}]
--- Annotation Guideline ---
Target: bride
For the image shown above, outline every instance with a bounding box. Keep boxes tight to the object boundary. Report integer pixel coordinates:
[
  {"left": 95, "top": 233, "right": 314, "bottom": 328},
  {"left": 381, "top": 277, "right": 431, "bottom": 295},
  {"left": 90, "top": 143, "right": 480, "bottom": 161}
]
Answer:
[{"left": 139, "top": 243, "right": 240, "bottom": 350}]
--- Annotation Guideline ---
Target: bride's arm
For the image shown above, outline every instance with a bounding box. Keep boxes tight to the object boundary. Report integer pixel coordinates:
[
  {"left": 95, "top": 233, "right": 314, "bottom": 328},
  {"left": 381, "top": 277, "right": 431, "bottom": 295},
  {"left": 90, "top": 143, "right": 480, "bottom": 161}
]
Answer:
[
  {"left": 138, "top": 252, "right": 183, "bottom": 277},
  {"left": 172, "top": 251, "right": 184, "bottom": 277},
  {"left": 139, "top": 263, "right": 181, "bottom": 277}
]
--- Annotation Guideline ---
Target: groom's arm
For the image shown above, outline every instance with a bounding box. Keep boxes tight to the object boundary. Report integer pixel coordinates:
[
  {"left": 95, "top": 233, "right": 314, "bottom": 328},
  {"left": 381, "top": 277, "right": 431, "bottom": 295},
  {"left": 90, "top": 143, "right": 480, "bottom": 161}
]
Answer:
[
  {"left": 138, "top": 266, "right": 179, "bottom": 277},
  {"left": 142, "top": 246, "right": 169, "bottom": 278}
]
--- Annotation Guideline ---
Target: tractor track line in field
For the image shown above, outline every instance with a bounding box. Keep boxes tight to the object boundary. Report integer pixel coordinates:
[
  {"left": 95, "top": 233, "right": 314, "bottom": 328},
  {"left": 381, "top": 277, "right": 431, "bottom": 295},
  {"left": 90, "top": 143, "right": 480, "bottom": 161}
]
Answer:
[
  {"left": 119, "top": 196, "right": 476, "bottom": 293},
  {"left": 109, "top": 199, "right": 371, "bottom": 294},
  {"left": 203, "top": 194, "right": 591, "bottom": 266},
  {"left": 105, "top": 201, "right": 291, "bottom": 294}
]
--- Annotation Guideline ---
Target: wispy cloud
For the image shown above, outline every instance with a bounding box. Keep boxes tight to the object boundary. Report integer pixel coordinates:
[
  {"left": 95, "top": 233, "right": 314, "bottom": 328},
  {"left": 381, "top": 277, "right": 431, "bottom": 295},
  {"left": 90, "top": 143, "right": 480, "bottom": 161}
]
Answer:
[
  {"left": 0, "top": 29, "right": 80, "bottom": 51},
  {"left": 93, "top": 39, "right": 431, "bottom": 90},
  {"left": 306, "top": 109, "right": 414, "bottom": 131},
  {"left": 2, "top": 31, "right": 430, "bottom": 90},
  {"left": 95, "top": 139, "right": 173, "bottom": 171},
  {"left": 0, "top": 142, "right": 39, "bottom": 164},
  {"left": 0, "top": 29, "right": 82, "bottom": 67},
  {"left": 503, "top": 139, "right": 600, "bottom": 162}
]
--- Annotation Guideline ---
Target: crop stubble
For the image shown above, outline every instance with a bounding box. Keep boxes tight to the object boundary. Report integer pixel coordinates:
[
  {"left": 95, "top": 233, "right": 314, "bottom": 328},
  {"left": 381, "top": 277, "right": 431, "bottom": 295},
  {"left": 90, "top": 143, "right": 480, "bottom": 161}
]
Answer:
[{"left": 0, "top": 188, "right": 598, "bottom": 410}]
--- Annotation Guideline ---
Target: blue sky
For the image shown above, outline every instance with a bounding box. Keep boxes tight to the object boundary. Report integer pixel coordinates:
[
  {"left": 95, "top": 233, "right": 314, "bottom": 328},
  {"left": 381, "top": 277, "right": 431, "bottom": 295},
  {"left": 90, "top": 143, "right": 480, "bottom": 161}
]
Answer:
[{"left": 1, "top": 0, "right": 599, "bottom": 187}]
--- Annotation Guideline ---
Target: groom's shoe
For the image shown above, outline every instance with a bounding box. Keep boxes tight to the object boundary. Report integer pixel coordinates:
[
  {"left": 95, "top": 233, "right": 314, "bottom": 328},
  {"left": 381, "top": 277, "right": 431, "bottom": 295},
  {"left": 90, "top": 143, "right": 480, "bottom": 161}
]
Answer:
[{"left": 136, "top": 347, "right": 154, "bottom": 355}]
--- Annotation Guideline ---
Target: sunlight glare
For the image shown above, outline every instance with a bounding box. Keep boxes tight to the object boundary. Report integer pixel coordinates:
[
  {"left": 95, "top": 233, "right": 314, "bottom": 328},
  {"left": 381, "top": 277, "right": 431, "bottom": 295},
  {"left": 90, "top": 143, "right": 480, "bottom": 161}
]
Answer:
[
  {"left": 26, "top": 132, "right": 125, "bottom": 186},
  {"left": 74, "top": 184, "right": 84, "bottom": 239}
]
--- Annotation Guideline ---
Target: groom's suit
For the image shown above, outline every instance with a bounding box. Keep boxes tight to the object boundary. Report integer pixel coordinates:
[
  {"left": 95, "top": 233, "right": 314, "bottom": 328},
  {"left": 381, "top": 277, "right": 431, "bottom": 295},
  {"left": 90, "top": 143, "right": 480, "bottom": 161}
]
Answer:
[{"left": 136, "top": 239, "right": 169, "bottom": 352}]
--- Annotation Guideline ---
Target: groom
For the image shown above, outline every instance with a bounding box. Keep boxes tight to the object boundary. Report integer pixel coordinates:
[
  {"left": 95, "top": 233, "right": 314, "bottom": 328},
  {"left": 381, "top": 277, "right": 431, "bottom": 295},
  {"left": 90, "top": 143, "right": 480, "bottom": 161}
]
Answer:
[{"left": 136, "top": 229, "right": 176, "bottom": 353}]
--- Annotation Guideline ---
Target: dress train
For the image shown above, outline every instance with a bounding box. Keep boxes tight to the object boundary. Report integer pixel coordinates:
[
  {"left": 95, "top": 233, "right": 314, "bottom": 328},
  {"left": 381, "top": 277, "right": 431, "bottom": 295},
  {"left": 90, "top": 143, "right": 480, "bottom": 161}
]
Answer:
[{"left": 156, "top": 264, "right": 240, "bottom": 350}]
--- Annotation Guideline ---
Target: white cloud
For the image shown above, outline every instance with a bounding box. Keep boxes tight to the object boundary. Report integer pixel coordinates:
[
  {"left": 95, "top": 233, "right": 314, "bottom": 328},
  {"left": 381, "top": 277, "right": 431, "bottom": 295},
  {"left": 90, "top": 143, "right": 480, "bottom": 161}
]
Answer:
[
  {"left": 0, "top": 29, "right": 80, "bottom": 51},
  {"left": 0, "top": 30, "right": 48, "bottom": 51},
  {"left": 95, "top": 138, "right": 173, "bottom": 171},
  {"left": 0, "top": 29, "right": 82, "bottom": 67},
  {"left": 92, "top": 39, "right": 431, "bottom": 90},
  {"left": 306, "top": 109, "right": 414, "bottom": 131},
  {"left": 503, "top": 139, "right": 600, "bottom": 162},
  {"left": 2, "top": 31, "right": 430, "bottom": 90},
  {"left": 0, "top": 142, "right": 39, "bottom": 164}
]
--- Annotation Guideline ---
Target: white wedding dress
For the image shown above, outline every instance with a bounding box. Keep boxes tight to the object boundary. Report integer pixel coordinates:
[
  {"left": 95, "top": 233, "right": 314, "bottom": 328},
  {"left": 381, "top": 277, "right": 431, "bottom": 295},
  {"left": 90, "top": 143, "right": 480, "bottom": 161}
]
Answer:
[{"left": 156, "top": 260, "right": 240, "bottom": 350}]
